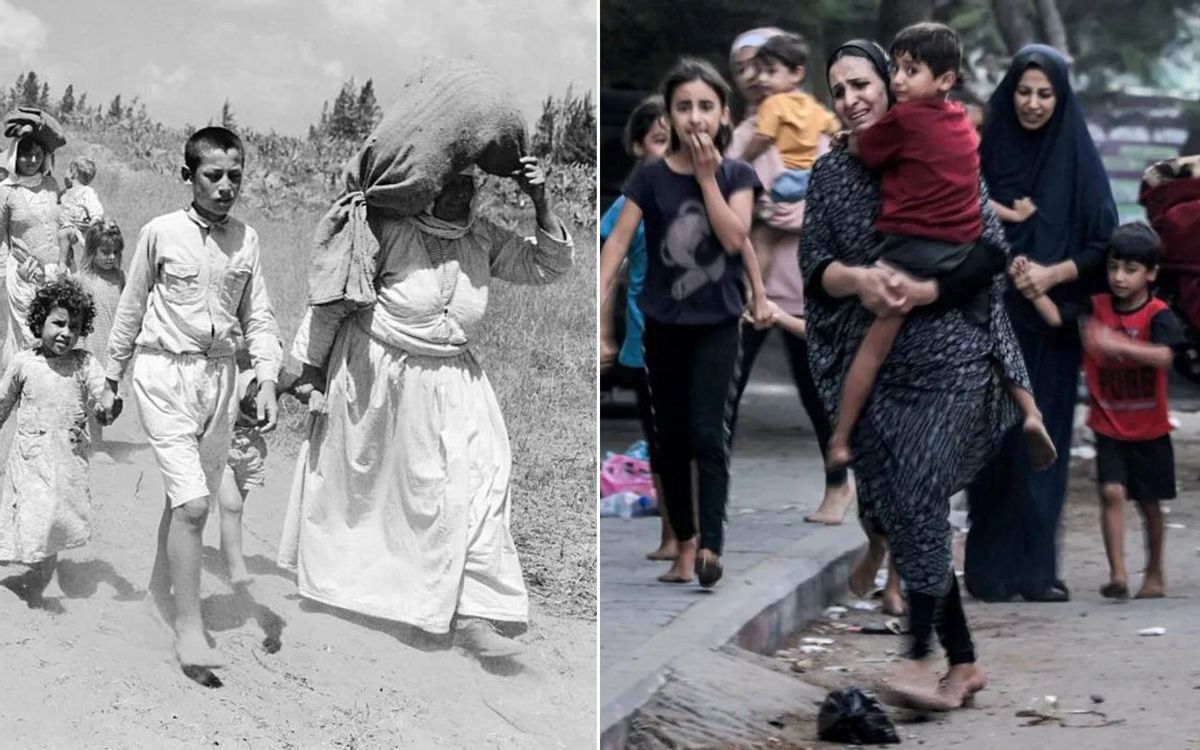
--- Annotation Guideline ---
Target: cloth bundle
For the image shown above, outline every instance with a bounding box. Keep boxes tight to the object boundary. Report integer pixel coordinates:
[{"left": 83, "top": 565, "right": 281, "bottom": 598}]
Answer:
[
  {"left": 3, "top": 107, "right": 66, "bottom": 153},
  {"left": 307, "top": 58, "right": 528, "bottom": 307}
]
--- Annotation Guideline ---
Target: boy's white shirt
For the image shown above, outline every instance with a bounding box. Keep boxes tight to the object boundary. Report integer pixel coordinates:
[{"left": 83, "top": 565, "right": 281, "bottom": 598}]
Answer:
[{"left": 105, "top": 206, "right": 281, "bottom": 385}]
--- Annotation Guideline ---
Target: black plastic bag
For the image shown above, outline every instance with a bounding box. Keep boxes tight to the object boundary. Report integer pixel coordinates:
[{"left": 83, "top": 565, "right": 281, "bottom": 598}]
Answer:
[{"left": 817, "top": 687, "right": 900, "bottom": 745}]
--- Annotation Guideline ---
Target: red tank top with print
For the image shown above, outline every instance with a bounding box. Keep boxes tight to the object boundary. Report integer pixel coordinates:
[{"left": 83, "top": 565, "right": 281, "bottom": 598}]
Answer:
[{"left": 1084, "top": 293, "right": 1172, "bottom": 441}]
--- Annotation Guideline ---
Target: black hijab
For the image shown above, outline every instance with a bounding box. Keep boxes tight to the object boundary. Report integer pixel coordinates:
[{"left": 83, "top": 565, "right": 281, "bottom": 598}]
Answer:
[
  {"left": 980, "top": 45, "right": 1117, "bottom": 274},
  {"left": 826, "top": 40, "right": 895, "bottom": 109}
]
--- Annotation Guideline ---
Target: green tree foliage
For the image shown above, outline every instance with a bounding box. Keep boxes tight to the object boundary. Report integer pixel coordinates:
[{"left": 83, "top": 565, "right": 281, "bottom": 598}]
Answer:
[
  {"left": 20, "top": 71, "right": 40, "bottom": 107},
  {"left": 107, "top": 93, "right": 123, "bottom": 120}
]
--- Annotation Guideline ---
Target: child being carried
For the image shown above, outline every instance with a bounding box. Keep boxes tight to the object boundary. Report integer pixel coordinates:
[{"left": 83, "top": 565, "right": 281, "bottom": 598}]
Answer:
[{"left": 826, "top": 22, "right": 1055, "bottom": 473}]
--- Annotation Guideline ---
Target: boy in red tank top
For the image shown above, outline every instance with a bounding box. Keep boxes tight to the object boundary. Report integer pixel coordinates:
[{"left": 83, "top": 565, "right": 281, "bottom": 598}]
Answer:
[{"left": 1081, "top": 223, "right": 1186, "bottom": 600}]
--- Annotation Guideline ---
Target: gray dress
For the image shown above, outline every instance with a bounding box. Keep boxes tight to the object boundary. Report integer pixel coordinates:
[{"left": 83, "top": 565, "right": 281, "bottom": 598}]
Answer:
[{"left": 800, "top": 149, "right": 1031, "bottom": 596}]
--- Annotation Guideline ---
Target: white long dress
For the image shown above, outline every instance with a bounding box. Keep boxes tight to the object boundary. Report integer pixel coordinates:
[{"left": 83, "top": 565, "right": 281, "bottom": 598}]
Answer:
[
  {"left": 0, "top": 177, "right": 61, "bottom": 370},
  {"left": 279, "top": 213, "right": 572, "bottom": 633}
]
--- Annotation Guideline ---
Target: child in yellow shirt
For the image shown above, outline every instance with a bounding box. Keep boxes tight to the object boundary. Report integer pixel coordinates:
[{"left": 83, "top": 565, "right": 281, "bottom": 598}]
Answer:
[{"left": 738, "top": 32, "right": 840, "bottom": 202}]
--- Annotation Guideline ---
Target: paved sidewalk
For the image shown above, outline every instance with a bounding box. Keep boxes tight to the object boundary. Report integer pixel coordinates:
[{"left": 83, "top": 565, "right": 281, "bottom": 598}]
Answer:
[{"left": 599, "top": 341, "right": 866, "bottom": 746}]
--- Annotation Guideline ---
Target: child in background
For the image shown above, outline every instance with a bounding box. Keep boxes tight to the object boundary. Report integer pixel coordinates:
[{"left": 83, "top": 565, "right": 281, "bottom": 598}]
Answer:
[
  {"left": 0, "top": 277, "right": 115, "bottom": 609},
  {"left": 1081, "top": 223, "right": 1186, "bottom": 601},
  {"left": 74, "top": 219, "right": 125, "bottom": 442},
  {"left": 57, "top": 156, "right": 104, "bottom": 271},
  {"left": 826, "top": 22, "right": 1055, "bottom": 474},
  {"left": 218, "top": 347, "right": 291, "bottom": 586},
  {"left": 600, "top": 95, "right": 680, "bottom": 561},
  {"left": 105, "top": 127, "right": 281, "bottom": 672},
  {"left": 736, "top": 33, "right": 840, "bottom": 203}
]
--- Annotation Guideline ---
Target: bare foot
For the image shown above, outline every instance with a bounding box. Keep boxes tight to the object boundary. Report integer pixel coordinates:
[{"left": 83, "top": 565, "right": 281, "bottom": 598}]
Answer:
[
  {"left": 881, "top": 586, "right": 906, "bottom": 616},
  {"left": 227, "top": 563, "right": 251, "bottom": 587},
  {"left": 646, "top": 541, "right": 678, "bottom": 561},
  {"left": 658, "top": 538, "right": 696, "bottom": 583},
  {"left": 878, "top": 659, "right": 955, "bottom": 711},
  {"left": 1023, "top": 416, "right": 1057, "bottom": 471},
  {"left": 175, "top": 632, "right": 227, "bottom": 669},
  {"left": 939, "top": 662, "right": 987, "bottom": 706},
  {"left": 1135, "top": 574, "right": 1165, "bottom": 599},
  {"left": 805, "top": 477, "right": 856, "bottom": 525},
  {"left": 848, "top": 545, "right": 885, "bottom": 599}
]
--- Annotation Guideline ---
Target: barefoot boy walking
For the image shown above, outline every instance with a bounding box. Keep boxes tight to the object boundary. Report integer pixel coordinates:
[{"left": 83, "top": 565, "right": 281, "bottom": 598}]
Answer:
[
  {"left": 105, "top": 127, "right": 281, "bottom": 670},
  {"left": 1082, "top": 223, "right": 1185, "bottom": 601}
]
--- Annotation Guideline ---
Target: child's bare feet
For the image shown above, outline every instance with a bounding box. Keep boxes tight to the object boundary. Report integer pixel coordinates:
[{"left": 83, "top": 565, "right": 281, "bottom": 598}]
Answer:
[
  {"left": 646, "top": 541, "right": 678, "bottom": 561},
  {"left": 658, "top": 537, "right": 696, "bottom": 583},
  {"left": 175, "top": 632, "right": 227, "bottom": 669},
  {"left": 805, "top": 477, "right": 856, "bottom": 525},
  {"left": 1135, "top": 573, "right": 1165, "bottom": 599},
  {"left": 1023, "top": 416, "right": 1057, "bottom": 471},
  {"left": 227, "top": 561, "right": 251, "bottom": 587}
]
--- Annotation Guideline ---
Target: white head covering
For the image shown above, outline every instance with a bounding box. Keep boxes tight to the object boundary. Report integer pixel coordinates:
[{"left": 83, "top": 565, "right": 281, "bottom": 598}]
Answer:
[{"left": 1, "top": 136, "right": 52, "bottom": 189}]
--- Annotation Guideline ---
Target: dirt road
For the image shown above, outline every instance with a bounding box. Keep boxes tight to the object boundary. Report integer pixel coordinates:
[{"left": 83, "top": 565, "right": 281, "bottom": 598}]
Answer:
[{"left": 0, "top": 404, "right": 595, "bottom": 749}]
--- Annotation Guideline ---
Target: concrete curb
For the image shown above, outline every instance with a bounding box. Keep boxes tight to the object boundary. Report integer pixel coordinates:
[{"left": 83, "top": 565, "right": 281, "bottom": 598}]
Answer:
[{"left": 600, "top": 523, "right": 865, "bottom": 749}]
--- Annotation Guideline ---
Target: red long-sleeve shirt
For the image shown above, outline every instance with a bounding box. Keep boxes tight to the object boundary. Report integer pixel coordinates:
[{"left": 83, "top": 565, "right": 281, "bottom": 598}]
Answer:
[{"left": 857, "top": 99, "right": 982, "bottom": 245}]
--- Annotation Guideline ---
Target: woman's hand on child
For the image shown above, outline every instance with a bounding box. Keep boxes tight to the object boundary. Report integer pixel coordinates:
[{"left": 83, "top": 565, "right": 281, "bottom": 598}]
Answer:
[
  {"left": 1011, "top": 258, "right": 1057, "bottom": 299},
  {"left": 747, "top": 290, "right": 772, "bottom": 329}
]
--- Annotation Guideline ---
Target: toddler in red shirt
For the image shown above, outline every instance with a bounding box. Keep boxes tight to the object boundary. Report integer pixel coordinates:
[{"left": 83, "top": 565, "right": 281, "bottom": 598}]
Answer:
[
  {"left": 1080, "top": 223, "right": 1185, "bottom": 600},
  {"left": 826, "top": 22, "right": 1055, "bottom": 473}
]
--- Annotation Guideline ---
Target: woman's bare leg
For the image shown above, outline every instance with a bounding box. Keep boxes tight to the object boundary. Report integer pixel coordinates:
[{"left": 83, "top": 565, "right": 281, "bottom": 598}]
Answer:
[{"left": 827, "top": 316, "right": 905, "bottom": 472}]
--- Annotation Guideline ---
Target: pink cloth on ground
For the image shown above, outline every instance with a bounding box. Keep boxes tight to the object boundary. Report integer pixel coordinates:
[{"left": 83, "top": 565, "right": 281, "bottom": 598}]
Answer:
[{"left": 729, "top": 118, "right": 829, "bottom": 317}]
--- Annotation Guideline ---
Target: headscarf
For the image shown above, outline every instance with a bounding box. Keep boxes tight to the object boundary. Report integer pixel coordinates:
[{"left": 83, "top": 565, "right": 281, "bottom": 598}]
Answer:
[
  {"left": 306, "top": 58, "right": 525, "bottom": 307},
  {"left": 980, "top": 44, "right": 1116, "bottom": 269},
  {"left": 825, "top": 40, "right": 895, "bottom": 109},
  {"left": 1, "top": 136, "right": 53, "bottom": 189},
  {"left": 729, "top": 26, "right": 784, "bottom": 65}
]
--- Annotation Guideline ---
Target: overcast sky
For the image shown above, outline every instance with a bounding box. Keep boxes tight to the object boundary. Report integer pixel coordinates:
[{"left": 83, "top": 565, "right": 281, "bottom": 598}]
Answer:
[{"left": 0, "top": 0, "right": 596, "bottom": 136}]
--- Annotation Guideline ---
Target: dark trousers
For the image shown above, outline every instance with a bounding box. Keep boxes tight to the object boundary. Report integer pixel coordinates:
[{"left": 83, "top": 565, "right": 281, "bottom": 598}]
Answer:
[
  {"left": 966, "top": 322, "right": 1081, "bottom": 600},
  {"left": 643, "top": 318, "right": 741, "bottom": 555},
  {"left": 729, "top": 323, "right": 848, "bottom": 487},
  {"left": 906, "top": 576, "right": 976, "bottom": 664}
]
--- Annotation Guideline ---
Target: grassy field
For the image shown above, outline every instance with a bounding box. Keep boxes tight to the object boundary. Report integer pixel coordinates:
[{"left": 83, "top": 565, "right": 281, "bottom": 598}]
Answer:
[{"left": 57, "top": 129, "right": 597, "bottom": 620}]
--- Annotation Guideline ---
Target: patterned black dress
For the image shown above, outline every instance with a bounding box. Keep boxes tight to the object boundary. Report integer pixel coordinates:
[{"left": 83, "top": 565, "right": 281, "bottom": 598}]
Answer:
[{"left": 800, "top": 149, "right": 1032, "bottom": 596}]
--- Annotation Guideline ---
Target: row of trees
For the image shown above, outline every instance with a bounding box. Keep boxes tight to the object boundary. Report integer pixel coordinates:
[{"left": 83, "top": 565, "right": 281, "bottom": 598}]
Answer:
[
  {"left": 602, "top": 0, "right": 1200, "bottom": 105},
  {"left": 1, "top": 71, "right": 595, "bottom": 167}
]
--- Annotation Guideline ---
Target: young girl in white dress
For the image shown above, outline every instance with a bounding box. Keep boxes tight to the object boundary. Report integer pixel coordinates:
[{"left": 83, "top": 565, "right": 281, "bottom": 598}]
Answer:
[{"left": 0, "top": 277, "right": 115, "bottom": 609}]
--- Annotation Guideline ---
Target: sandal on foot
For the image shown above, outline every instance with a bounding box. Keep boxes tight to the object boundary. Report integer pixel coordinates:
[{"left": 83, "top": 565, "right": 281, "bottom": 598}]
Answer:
[
  {"left": 695, "top": 553, "right": 723, "bottom": 589},
  {"left": 1099, "top": 581, "right": 1129, "bottom": 600}
]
